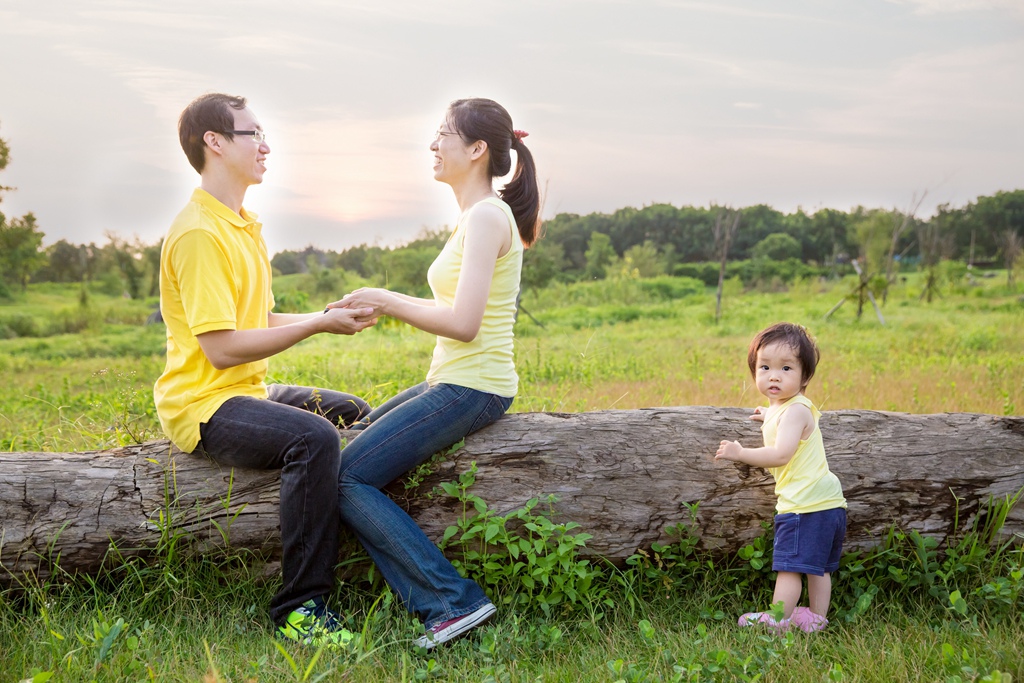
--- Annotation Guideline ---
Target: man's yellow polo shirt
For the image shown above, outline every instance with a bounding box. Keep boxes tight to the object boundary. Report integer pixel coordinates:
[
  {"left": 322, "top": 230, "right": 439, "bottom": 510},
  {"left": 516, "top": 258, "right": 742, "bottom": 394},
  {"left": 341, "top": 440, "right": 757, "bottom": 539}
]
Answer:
[{"left": 154, "top": 188, "right": 275, "bottom": 453}]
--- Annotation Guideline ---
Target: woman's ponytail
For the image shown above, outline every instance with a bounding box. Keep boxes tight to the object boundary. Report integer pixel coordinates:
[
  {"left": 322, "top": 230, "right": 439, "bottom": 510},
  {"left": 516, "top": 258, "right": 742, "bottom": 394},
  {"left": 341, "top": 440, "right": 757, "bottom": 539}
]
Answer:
[
  {"left": 446, "top": 98, "right": 542, "bottom": 246},
  {"left": 501, "top": 136, "right": 540, "bottom": 246}
]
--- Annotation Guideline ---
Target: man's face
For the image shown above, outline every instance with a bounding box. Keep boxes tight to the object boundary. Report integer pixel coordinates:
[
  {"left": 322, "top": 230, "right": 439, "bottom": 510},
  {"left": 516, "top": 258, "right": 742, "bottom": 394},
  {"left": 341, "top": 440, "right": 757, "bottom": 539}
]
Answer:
[{"left": 219, "top": 106, "right": 270, "bottom": 186}]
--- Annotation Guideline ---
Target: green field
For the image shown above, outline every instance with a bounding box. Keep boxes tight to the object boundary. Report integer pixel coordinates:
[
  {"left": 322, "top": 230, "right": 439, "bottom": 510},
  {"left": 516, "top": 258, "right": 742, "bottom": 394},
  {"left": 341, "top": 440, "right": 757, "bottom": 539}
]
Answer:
[
  {"left": 1, "top": 273, "right": 1022, "bottom": 681},
  {"left": 2, "top": 273, "right": 1021, "bottom": 453}
]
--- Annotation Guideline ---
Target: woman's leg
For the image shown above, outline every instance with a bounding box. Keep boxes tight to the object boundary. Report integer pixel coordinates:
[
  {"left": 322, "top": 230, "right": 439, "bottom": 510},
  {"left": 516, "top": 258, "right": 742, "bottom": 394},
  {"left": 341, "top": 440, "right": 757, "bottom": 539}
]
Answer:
[
  {"left": 345, "top": 382, "right": 429, "bottom": 432},
  {"left": 338, "top": 383, "right": 511, "bottom": 628}
]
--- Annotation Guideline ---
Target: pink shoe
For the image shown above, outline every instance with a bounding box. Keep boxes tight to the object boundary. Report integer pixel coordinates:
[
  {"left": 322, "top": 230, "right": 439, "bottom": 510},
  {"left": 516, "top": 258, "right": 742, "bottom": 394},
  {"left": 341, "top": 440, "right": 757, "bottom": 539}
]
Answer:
[
  {"left": 789, "top": 606, "right": 828, "bottom": 633},
  {"left": 738, "top": 611, "right": 790, "bottom": 634}
]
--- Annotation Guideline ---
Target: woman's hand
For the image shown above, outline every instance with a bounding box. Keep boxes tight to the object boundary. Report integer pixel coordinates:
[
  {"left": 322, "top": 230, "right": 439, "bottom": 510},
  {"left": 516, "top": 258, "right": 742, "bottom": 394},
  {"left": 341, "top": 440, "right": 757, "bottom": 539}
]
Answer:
[{"left": 327, "top": 288, "right": 395, "bottom": 317}]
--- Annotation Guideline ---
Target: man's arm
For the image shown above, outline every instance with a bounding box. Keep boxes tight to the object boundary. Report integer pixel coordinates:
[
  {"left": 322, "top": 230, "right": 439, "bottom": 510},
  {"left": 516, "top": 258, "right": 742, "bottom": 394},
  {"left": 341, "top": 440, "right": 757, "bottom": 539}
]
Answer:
[
  {"left": 715, "top": 403, "right": 813, "bottom": 468},
  {"left": 198, "top": 307, "right": 375, "bottom": 370}
]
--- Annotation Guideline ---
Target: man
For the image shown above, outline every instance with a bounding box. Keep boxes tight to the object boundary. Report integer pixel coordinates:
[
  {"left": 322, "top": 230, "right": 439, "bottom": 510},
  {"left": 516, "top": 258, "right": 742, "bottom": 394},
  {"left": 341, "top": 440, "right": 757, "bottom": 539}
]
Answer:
[{"left": 154, "top": 93, "right": 374, "bottom": 647}]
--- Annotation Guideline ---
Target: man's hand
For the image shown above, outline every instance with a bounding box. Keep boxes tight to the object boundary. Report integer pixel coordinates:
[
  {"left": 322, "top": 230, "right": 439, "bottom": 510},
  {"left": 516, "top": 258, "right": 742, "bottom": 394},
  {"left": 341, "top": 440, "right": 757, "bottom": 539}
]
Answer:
[
  {"left": 321, "top": 306, "right": 377, "bottom": 335},
  {"left": 327, "top": 288, "right": 394, "bottom": 315}
]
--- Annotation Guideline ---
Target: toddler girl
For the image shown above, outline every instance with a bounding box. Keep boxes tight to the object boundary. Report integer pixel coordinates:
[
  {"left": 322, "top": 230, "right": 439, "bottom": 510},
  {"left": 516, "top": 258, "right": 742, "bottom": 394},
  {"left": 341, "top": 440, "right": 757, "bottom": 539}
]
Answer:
[{"left": 716, "top": 322, "right": 846, "bottom": 633}]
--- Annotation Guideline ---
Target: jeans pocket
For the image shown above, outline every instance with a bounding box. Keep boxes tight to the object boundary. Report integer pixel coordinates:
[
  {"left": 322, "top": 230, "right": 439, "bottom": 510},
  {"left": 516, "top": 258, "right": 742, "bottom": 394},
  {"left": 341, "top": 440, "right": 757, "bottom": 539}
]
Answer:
[
  {"left": 773, "top": 513, "right": 800, "bottom": 558},
  {"left": 467, "top": 394, "right": 512, "bottom": 436}
]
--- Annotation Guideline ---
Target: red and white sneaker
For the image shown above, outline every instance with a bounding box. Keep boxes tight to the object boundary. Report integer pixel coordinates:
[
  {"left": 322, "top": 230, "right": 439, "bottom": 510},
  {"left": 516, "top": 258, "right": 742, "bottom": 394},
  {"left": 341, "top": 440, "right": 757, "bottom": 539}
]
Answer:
[{"left": 414, "top": 603, "right": 496, "bottom": 649}]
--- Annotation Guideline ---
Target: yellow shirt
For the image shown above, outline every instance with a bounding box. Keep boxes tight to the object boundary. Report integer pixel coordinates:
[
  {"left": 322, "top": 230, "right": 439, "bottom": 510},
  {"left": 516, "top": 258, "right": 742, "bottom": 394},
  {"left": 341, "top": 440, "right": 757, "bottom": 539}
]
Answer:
[
  {"left": 153, "top": 188, "right": 274, "bottom": 452},
  {"left": 765, "top": 395, "right": 847, "bottom": 514},
  {"left": 424, "top": 197, "right": 522, "bottom": 397}
]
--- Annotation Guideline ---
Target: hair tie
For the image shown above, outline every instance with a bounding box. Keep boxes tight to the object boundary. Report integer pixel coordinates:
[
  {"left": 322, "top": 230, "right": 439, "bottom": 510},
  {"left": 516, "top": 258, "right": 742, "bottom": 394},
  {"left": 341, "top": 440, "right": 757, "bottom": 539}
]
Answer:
[{"left": 513, "top": 129, "right": 529, "bottom": 141}]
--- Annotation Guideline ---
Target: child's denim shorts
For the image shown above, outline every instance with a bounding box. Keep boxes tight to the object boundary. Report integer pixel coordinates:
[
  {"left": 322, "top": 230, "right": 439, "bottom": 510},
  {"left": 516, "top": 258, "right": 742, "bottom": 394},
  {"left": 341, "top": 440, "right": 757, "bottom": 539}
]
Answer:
[{"left": 771, "top": 507, "right": 847, "bottom": 576}]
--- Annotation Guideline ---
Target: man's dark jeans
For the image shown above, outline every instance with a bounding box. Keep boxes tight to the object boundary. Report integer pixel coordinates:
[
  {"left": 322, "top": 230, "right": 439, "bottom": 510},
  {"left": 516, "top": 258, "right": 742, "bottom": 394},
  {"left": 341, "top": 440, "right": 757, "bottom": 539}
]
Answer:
[{"left": 197, "top": 384, "right": 369, "bottom": 625}]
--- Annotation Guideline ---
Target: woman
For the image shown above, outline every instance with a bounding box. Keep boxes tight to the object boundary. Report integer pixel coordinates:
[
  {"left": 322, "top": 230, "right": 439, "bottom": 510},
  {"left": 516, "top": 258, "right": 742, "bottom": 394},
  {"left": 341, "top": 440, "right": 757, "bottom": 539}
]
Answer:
[{"left": 329, "top": 97, "right": 540, "bottom": 649}]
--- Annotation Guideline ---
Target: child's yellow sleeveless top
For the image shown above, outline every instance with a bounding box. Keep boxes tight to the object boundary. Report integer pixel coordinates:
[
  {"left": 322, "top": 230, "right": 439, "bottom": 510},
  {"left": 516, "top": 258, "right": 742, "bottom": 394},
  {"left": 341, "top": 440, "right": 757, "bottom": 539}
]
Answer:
[{"left": 764, "top": 395, "right": 846, "bottom": 514}]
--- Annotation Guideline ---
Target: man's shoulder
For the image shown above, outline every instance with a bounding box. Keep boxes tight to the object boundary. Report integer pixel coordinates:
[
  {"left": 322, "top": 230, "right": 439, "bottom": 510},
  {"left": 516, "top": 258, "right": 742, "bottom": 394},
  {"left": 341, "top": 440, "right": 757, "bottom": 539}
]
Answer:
[{"left": 167, "top": 199, "right": 223, "bottom": 244}]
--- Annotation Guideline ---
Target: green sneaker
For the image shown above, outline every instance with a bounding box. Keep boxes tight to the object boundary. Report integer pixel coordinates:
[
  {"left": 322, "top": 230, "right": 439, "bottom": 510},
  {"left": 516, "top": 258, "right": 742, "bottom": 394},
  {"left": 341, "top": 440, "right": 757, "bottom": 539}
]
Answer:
[{"left": 277, "top": 597, "right": 355, "bottom": 649}]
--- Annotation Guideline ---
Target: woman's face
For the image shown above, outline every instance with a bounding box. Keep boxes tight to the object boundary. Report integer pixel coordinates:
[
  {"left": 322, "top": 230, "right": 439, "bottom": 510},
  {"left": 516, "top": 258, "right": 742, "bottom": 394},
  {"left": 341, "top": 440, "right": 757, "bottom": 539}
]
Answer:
[{"left": 430, "top": 120, "right": 474, "bottom": 184}]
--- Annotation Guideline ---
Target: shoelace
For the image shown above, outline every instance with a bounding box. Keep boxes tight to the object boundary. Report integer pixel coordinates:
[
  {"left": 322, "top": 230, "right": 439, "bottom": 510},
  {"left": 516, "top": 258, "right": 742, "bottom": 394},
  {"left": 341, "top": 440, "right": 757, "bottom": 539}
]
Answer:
[{"left": 301, "top": 598, "right": 344, "bottom": 631}]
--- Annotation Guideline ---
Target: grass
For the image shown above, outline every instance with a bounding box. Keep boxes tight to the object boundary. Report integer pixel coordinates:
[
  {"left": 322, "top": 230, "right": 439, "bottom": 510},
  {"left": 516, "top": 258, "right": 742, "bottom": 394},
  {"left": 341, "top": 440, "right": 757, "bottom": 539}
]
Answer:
[
  {"left": 1, "top": 271, "right": 1022, "bottom": 681},
  {"left": 3, "top": 271, "right": 1020, "bottom": 452},
  {"left": 2, "top": 540, "right": 1022, "bottom": 681}
]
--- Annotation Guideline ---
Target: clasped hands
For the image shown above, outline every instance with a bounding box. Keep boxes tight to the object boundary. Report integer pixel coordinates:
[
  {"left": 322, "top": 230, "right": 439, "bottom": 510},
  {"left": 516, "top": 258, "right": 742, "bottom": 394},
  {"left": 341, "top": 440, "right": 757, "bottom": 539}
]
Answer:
[{"left": 324, "top": 287, "right": 392, "bottom": 324}]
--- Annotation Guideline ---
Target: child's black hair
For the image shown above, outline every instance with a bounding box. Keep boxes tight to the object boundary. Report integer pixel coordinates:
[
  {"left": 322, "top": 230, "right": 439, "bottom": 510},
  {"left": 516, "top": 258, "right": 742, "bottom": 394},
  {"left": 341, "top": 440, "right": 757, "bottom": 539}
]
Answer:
[{"left": 747, "top": 322, "right": 820, "bottom": 387}]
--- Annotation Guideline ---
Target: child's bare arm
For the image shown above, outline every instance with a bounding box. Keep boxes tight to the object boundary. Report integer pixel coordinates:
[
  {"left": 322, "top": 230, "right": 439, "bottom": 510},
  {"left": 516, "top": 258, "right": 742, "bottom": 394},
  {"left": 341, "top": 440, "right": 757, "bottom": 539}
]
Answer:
[{"left": 715, "top": 404, "right": 813, "bottom": 468}]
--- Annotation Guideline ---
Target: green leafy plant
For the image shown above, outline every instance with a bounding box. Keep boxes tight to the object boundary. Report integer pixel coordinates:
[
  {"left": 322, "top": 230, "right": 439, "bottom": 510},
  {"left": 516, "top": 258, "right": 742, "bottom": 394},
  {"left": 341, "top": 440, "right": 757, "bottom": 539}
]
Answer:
[{"left": 438, "top": 462, "right": 605, "bottom": 615}]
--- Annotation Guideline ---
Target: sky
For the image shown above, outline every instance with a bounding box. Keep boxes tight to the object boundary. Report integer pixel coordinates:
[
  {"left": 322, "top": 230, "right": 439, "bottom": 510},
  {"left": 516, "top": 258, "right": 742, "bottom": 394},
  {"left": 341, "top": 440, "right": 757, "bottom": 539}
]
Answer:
[{"left": 0, "top": 0, "right": 1022, "bottom": 256}]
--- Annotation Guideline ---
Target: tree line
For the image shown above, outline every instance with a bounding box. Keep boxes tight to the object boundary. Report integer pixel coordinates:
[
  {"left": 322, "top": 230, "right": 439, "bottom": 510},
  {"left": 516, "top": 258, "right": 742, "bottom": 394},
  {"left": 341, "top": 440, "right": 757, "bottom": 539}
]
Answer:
[
  {"left": 2, "top": 123, "right": 1022, "bottom": 300},
  {"left": 267, "top": 191, "right": 1024, "bottom": 292}
]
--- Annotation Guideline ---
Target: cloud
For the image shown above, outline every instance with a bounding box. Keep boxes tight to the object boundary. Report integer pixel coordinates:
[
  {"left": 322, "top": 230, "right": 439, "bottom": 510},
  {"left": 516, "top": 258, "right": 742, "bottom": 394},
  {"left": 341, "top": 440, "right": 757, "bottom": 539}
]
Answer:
[
  {"left": 887, "top": 0, "right": 1024, "bottom": 14},
  {"left": 656, "top": 1, "right": 841, "bottom": 24},
  {"left": 270, "top": 113, "right": 439, "bottom": 224}
]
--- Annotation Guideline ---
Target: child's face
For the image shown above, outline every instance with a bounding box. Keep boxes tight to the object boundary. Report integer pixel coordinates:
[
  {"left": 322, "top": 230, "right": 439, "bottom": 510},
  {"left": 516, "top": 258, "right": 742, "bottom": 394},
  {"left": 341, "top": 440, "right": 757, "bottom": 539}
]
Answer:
[{"left": 754, "top": 341, "right": 805, "bottom": 406}]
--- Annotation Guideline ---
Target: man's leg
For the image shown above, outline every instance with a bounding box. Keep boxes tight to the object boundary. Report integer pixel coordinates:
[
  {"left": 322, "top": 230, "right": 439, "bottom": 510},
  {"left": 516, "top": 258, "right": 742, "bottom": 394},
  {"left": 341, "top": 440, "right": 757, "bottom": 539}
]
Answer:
[
  {"left": 198, "top": 394, "right": 346, "bottom": 625},
  {"left": 267, "top": 384, "right": 370, "bottom": 430}
]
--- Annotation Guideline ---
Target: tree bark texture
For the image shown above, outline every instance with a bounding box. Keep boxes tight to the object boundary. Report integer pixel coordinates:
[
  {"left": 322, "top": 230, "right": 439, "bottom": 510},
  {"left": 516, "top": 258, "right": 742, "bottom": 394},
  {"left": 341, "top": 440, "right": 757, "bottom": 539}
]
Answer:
[{"left": 2, "top": 408, "right": 1022, "bottom": 584}]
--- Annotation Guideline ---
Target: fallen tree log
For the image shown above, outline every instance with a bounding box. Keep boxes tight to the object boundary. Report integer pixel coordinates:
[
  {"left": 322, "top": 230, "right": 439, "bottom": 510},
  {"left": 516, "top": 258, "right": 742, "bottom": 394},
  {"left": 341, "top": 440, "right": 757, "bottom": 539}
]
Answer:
[{"left": 2, "top": 407, "right": 1022, "bottom": 584}]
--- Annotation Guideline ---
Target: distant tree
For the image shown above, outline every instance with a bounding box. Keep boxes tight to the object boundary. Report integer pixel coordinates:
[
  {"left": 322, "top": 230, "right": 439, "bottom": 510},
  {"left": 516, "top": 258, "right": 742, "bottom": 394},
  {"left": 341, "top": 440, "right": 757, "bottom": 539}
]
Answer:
[
  {"left": 378, "top": 247, "right": 436, "bottom": 297},
  {"left": 0, "top": 128, "right": 11, "bottom": 196},
  {"left": 751, "top": 232, "right": 801, "bottom": 261},
  {"left": 997, "top": 229, "right": 1022, "bottom": 289},
  {"left": 103, "top": 233, "right": 149, "bottom": 299},
  {"left": 583, "top": 231, "right": 617, "bottom": 280},
  {"left": 0, "top": 212, "right": 46, "bottom": 291},
  {"left": 271, "top": 250, "right": 303, "bottom": 275},
  {"left": 0, "top": 124, "right": 47, "bottom": 292},
  {"left": 521, "top": 237, "right": 566, "bottom": 290},
  {"left": 712, "top": 208, "right": 740, "bottom": 324},
  {"left": 852, "top": 208, "right": 895, "bottom": 275},
  {"left": 144, "top": 240, "right": 162, "bottom": 297},
  {"left": 620, "top": 240, "right": 664, "bottom": 279},
  {"left": 916, "top": 219, "right": 954, "bottom": 303},
  {"left": 81, "top": 242, "right": 103, "bottom": 282},
  {"left": 540, "top": 212, "right": 604, "bottom": 273},
  {"left": 733, "top": 205, "right": 786, "bottom": 259},
  {"left": 962, "top": 191, "right": 1024, "bottom": 260},
  {"left": 403, "top": 227, "right": 448, "bottom": 252},
  {"left": 43, "top": 239, "right": 87, "bottom": 282}
]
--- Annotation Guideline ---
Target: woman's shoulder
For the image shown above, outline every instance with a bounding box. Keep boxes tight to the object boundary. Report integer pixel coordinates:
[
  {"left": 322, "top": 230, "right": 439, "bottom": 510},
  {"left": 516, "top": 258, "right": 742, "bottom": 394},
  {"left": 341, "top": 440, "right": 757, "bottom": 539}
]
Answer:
[
  {"left": 466, "top": 197, "right": 512, "bottom": 221},
  {"left": 462, "top": 197, "right": 515, "bottom": 236}
]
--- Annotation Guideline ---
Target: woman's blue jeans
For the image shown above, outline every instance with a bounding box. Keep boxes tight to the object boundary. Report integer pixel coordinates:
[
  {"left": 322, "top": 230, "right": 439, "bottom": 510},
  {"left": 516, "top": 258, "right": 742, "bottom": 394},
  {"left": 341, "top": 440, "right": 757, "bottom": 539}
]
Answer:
[{"left": 338, "top": 382, "right": 512, "bottom": 629}]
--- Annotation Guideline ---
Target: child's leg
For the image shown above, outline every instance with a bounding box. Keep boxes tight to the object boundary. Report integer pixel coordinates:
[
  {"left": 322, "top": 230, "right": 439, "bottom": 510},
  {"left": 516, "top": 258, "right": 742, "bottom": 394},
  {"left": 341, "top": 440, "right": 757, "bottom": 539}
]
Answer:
[
  {"left": 772, "top": 571, "right": 803, "bottom": 619},
  {"left": 806, "top": 572, "right": 831, "bottom": 617}
]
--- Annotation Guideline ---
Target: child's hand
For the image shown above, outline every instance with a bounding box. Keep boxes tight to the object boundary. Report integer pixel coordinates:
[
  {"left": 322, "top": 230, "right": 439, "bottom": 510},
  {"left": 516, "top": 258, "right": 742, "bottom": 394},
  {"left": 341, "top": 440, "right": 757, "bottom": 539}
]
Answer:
[
  {"left": 749, "top": 406, "right": 766, "bottom": 422},
  {"left": 716, "top": 440, "right": 743, "bottom": 461}
]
